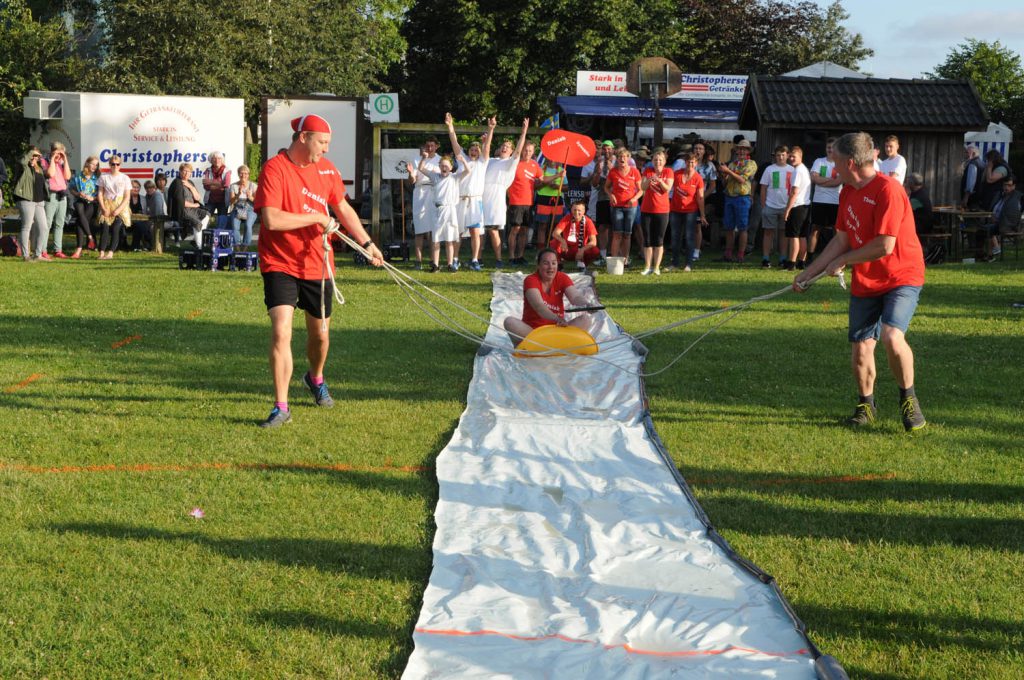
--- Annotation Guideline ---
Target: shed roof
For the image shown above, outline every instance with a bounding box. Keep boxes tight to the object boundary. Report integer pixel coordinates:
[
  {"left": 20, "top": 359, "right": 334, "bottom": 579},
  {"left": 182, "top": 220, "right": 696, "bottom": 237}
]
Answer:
[{"left": 739, "top": 76, "right": 988, "bottom": 132}]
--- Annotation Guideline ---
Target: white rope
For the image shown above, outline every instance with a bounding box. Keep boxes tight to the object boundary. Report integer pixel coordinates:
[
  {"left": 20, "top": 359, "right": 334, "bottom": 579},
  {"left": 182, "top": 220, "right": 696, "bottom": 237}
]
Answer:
[
  {"left": 320, "top": 222, "right": 347, "bottom": 332},
  {"left": 331, "top": 230, "right": 846, "bottom": 374}
]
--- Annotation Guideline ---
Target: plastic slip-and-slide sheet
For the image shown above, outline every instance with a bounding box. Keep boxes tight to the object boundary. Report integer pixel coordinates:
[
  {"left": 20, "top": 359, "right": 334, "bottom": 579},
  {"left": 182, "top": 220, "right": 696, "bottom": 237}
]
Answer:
[{"left": 403, "top": 272, "right": 825, "bottom": 679}]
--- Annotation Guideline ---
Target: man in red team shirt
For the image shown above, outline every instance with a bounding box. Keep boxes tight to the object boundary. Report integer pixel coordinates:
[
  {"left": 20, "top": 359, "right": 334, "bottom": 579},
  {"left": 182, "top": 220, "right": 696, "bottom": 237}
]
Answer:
[
  {"left": 794, "top": 132, "right": 926, "bottom": 432},
  {"left": 549, "top": 200, "right": 599, "bottom": 269},
  {"left": 507, "top": 141, "right": 541, "bottom": 266},
  {"left": 254, "top": 114, "right": 383, "bottom": 428}
]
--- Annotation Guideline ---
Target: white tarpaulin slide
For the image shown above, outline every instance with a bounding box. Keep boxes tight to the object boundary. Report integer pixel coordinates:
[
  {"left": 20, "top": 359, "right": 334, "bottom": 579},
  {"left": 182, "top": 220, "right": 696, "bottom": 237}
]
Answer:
[{"left": 403, "top": 273, "right": 843, "bottom": 679}]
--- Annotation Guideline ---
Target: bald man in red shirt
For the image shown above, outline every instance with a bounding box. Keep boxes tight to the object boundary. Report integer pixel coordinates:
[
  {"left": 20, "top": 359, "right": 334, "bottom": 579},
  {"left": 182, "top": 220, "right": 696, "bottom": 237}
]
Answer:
[{"left": 795, "top": 132, "right": 926, "bottom": 432}]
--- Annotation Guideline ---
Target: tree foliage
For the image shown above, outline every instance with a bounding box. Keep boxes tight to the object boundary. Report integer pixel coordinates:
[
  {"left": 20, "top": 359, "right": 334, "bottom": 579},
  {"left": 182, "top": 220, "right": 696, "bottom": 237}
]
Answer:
[
  {"left": 81, "top": 0, "right": 408, "bottom": 132},
  {"left": 676, "top": 0, "right": 871, "bottom": 75},
  {"left": 0, "top": 0, "right": 81, "bottom": 196},
  {"left": 397, "top": 0, "right": 871, "bottom": 123},
  {"left": 397, "top": 0, "right": 685, "bottom": 123},
  {"left": 927, "top": 39, "right": 1024, "bottom": 133}
]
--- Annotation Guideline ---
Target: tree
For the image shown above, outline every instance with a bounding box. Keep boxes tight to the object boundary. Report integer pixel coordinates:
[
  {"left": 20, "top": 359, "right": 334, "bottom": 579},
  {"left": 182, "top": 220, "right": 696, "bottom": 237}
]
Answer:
[
  {"left": 0, "top": 0, "right": 81, "bottom": 198},
  {"left": 81, "top": 0, "right": 408, "bottom": 133},
  {"left": 927, "top": 39, "right": 1024, "bottom": 133},
  {"left": 675, "top": 0, "right": 870, "bottom": 76},
  {"left": 396, "top": 0, "right": 871, "bottom": 125},
  {"left": 397, "top": 0, "right": 686, "bottom": 123}
]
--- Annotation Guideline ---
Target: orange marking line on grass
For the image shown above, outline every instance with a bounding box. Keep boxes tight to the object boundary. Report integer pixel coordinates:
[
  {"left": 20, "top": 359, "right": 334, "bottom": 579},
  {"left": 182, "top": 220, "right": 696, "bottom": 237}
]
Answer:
[
  {"left": 185, "top": 309, "right": 203, "bottom": 320},
  {"left": 5, "top": 461, "right": 430, "bottom": 475},
  {"left": 111, "top": 334, "right": 143, "bottom": 349},
  {"left": 414, "top": 627, "right": 809, "bottom": 659},
  {"left": 688, "top": 472, "right": 897, "bottom": 487},
  {"left": 4, "top": 373, "right": 45, "bottom": 394}
]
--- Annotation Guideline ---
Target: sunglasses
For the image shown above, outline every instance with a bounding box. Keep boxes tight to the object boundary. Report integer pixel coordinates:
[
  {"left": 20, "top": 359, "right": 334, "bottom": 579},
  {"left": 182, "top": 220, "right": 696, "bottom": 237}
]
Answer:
[{"left": 110, "top": 162, "right": 121, "bottom": 166}]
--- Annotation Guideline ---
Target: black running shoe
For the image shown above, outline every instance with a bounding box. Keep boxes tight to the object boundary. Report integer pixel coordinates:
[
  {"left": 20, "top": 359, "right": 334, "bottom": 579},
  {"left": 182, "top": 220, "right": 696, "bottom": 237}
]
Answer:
[
  {"left": 900, "top": 396, "right": 926, "bottom": 432},
  {"left": 846, "top": 402, "right": 876, "bottom": 427},
  {"left": 303, "top": 372, "right": 335, "bottom": 408}
]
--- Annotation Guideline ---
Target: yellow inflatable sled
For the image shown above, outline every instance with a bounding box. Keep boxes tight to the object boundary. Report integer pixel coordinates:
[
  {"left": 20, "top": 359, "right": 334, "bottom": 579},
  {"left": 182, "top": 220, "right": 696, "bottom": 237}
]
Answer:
[{"left": 514, "top": 325, "right": 599, "bottom": 358}]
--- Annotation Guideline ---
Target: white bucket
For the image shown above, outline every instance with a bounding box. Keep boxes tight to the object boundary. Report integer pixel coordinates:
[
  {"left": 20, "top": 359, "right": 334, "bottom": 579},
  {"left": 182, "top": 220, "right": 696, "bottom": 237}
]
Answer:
[{"left": 606, "top": 256, "right": 625, "bottom": 275}]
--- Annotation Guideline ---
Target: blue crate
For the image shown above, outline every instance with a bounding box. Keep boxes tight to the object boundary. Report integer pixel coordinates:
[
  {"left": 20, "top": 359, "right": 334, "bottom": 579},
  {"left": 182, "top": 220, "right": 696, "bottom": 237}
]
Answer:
[{"left": 201, "top": 228, "right": 234, "bottom": 251}]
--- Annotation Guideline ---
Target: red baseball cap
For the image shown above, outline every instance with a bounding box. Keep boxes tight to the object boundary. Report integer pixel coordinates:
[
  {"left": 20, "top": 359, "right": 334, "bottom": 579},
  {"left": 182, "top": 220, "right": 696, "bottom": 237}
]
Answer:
[{"left": 290, "top": 114, "right": 332, "bottom": 134}]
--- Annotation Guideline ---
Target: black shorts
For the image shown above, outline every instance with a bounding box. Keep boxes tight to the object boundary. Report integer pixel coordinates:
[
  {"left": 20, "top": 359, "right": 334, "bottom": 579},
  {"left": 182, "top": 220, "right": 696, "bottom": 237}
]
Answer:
[
  {"left": 263, "top": 271, "right": 333, "bottom": 319},
  {"left": 785, "top": 205, "right": 810, "bottom": 238},
  {"left": 811, "top": 202, "right": 838, "bottom": 228},
  {"left": 508, "top": 205, "right": 532, "bottom": 228},
  {"left": 596, "top": 200, "right": 611, "bottom": 226}
]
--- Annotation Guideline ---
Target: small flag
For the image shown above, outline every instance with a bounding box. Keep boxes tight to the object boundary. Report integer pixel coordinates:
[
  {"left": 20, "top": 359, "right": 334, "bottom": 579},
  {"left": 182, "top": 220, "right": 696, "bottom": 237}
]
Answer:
[{"left": 540, "top": 113, "right": 560, "bottom": 130}]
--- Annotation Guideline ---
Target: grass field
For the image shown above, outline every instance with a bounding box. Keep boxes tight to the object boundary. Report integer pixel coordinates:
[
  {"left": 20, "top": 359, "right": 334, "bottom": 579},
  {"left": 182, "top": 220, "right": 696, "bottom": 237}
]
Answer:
[{"left": 1, "top": 250, "right": 1022, "bottom": 679}]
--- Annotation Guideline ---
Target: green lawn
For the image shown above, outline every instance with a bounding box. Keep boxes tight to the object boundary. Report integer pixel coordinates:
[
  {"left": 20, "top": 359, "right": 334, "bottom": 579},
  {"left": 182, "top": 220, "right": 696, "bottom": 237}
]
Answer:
[{"left": 1, "top": 251, "right": 1022, "bottom": 679}]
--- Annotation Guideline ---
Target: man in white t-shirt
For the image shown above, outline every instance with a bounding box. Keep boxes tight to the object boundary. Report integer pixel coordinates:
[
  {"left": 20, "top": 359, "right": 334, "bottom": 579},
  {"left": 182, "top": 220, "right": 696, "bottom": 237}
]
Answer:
[
  {"left": 809, "top": 137, "right": 842, "bottom": 260},
  {"left": 758, "top": 145, "right": 796, "bottom": 268},
  {"left": 410, "top": 136, "right": 441, "bottom": 269},
  {"left": 785, "top": 146, "right": 812, "bottom": 270},
  {"left": 878, "top": 135, "right": 908, "bottom": 186}
]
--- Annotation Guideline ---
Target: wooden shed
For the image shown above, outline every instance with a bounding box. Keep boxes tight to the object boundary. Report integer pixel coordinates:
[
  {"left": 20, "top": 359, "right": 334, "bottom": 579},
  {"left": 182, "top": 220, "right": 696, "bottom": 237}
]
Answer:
[{"left": 738, "top": 76, "right": 989, "bottom": 206}]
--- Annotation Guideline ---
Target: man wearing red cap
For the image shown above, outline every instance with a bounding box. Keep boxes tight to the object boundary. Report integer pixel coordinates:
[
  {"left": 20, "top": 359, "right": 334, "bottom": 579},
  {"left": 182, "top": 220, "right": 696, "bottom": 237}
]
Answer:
[{"left": 254, "top": 113, "right": 383, "bottom": 428}]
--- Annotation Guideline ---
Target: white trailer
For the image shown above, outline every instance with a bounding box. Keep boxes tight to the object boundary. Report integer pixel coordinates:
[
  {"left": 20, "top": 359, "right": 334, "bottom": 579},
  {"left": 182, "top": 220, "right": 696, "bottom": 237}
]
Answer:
[{"left": 23, "top": 90, "right": 245, "bottom": 183}]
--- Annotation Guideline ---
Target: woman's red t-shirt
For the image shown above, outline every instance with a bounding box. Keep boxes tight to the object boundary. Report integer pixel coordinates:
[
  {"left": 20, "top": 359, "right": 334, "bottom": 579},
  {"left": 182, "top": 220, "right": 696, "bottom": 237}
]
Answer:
[{"left": 522, "top": 271, "right": 573, "bottom": 328}]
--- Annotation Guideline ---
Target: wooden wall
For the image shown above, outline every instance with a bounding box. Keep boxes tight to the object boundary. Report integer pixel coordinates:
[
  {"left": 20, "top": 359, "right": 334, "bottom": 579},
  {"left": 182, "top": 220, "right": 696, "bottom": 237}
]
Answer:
[{"left": 753, "top": 126, "right": 966, "bottom": 206}]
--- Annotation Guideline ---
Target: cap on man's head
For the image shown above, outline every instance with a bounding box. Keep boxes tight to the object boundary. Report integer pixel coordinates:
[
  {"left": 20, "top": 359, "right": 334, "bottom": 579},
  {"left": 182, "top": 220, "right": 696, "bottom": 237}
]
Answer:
[
  {"left": 735, "top": 139, "right": 752, "bottom": 149},
  {"left": 602, "top": 140, "right": 615, "bottom": 148},
  {"left": 291, "top": 114, "right": 332, "bottom": 134}
]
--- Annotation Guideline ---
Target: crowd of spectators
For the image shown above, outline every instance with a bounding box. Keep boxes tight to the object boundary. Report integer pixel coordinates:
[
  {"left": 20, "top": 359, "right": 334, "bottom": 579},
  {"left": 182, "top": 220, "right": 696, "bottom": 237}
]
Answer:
[
  {"left": 4, "top": 126, "right": 1020, "bottom": 268},
  {"left": 6, "top": 148, "right": 255, "bottom": 261}
]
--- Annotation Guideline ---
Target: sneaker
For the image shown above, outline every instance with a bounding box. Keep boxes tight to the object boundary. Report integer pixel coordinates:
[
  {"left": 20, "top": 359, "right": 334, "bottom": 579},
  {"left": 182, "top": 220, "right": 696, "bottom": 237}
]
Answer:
[
  {"left": 303, "top": 372, "right": 335, "bottom": 408},
  {"left": 495, "top": 259, "right": 504, "bottom": 269},
  {"left": 846, "top": 402, "right": 877, "bottom": 427},
  {"left": 54, "top": 251, "right": 68, "bottom": 259},
  {"left": 640, "top": 268, "right": 652, "bottom": 276},
  {"left": 429, "top": 263, "right": 439, "bottom": 273},
  {"left": 38, "top": 252, "right": 53, "bottom": 261},
  {"left": 469, "top": 260, "right": 482, "bottom": 272},
  {"left": 992, "top": 248, "right": 1002, "bottom": 257},
  {"left": 577, "top": 261, "right": 586, "bottom": 270},
  {"left": 692, "top": 249, "right": 701, "bottom": 261},
  {"left": 593, "top": 257, "right": 605, "bottom": 267},
  {"left": 900, "top": 396, "right": 926, "bottom": 432},
  {"left": 414, "top": 262, "right": 422, "bottom": 271},
  {"left": 453, "top": 259, "right": 460, "bottom": 270},
  {"left": 665, "top": 265, "right": 677, "bottom": 272},
  {"left": 259, "top": 406, "right": 292, "bottom": 428},
  {"left": 683, "top": 265, "right": 692, "bottom": 272},
  {"left": 87, "top": 237, "right": 96, "bottom": 250},
  {"left": 447, "top": 264, "right": 458, "bottom": 272},
  {"left": 761, "top": 259, "right": 771, "bottom": 269},
  {"left": 796, "top": 260, "right": 806, "bottom": 270},
  {"left": 720, "top": 252, "right": 734, "bottom": 263},
  {"left": 653, "top": 268, "right": 661, "bottom": 276}
]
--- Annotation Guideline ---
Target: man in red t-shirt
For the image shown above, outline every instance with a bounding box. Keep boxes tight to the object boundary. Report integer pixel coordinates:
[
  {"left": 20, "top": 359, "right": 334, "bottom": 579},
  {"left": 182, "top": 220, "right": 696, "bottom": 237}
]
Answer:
[
  {"left": 794, "top": 132, "right": 926, "bottom": 432},
  {"left": 549, "top": 200, "right": 599, "bottom": 269},
  {"left": 506, "top": 142, "right": 541, "bottom": 266},
  {"left": 254, "top": 113, "right": 383, "bottom": 428}
]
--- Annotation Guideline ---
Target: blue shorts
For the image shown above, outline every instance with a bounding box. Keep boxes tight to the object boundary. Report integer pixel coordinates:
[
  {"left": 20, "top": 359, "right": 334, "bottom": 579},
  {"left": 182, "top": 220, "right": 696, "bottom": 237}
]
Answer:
[
  {"left": 723, "top": 195, "right": 751, "bottom": 231},
  {"left": 612, "top": 206, "right": 638, "bottom": 234},
  {"left": 848, "top": 285, "right": 922, "bottom": 342}
]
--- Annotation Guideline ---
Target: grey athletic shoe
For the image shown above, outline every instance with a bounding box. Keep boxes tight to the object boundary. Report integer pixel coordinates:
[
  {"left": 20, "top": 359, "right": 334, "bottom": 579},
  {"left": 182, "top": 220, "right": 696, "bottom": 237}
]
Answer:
[
  {"left": 259, "top": 406, "right": 292, "bottom": 428},
  {"left": 303, "top": 372, "right": 335, "bottom": 408},
  {"left": 846, "top": 402, "right": 876, "bottom": 427},
  {"left": 900, "top": 396, "right": 926, "bottom": 432}
]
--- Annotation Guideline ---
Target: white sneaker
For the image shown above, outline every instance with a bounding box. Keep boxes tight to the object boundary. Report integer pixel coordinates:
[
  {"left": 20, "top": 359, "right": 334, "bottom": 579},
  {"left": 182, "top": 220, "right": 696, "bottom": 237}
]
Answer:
[
  {"left": 683, "top": 265, "right": 692, "bottom": 272},
  {"left": 641, "top": 268, "right": 652, "bottom": 276},
  {"left": 654, "top": 268, "right": 661, "bottom": 276}
]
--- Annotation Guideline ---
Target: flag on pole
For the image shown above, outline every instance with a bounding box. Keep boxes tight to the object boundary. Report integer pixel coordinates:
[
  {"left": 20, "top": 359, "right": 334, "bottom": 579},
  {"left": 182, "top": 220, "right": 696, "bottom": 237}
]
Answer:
[{"left": 537, "top": 113, "right": 560, "bottom": 164}]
